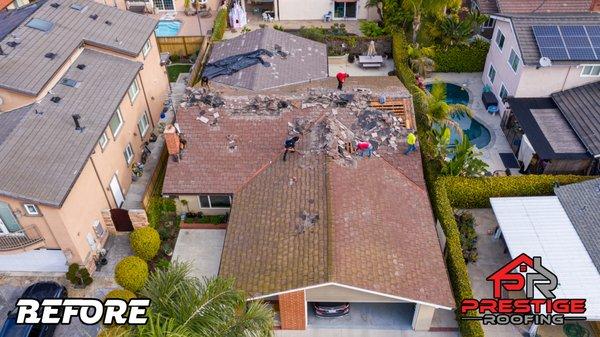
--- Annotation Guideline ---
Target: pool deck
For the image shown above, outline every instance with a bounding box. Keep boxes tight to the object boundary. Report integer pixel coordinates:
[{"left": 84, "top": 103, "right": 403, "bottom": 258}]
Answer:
[{"left": 425, "top": 73, "right": 513, "bottom": 174}]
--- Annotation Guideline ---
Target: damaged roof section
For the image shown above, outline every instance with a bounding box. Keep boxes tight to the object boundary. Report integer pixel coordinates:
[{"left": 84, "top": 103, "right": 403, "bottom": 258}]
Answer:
[{"left": 206, "top": 28, "right": 328, "bottom": 91}]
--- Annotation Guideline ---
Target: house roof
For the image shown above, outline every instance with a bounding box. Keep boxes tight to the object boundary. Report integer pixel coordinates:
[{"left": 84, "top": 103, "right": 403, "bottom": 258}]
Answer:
[
  {"left": 507, "top": 97, "right": 590, "bottom": 160},
  {"left": 475, "top": 0, "right": 499, "bottom": 14},
  {"left": 555, "top": 178, "right": 600, "bottom": 272},
  {"left": 499, "top": 13, "right": 600, "bottom": 65},
  {"left": 0, "top": 103, "right": 31, "bottom": 145},
  {"left": 206, "top": 28, "right": 328, "bottom": 91},
  {"left": 0, "top": 49, "right": 142, "bottom": 206},
  {"left": 496, "top": 0, "right": 592, "bottom": 13},
  {"left": 0, "top": 0, "right": 155, "bottom": 96},
  {"left": 491, "top": 196, "right": 600, "bottom": 320},
  {"left": 0, "top": 0, "right": 47, "bottom": 40},
  {"left": 552, "top": 82, "right": 600, "bottom": 157}
]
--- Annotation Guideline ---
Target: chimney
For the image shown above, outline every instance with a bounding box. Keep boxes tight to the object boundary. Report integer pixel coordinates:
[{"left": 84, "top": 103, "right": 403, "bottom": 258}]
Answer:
[
  {"left": 72, "top": 114, "right": 84, "bottom": 132},
  {"left": 592, "top": 0, "right": 600, "bottom": 12},
  {"left": 164, "top": 124, "right": 181, "bottom": 156}
]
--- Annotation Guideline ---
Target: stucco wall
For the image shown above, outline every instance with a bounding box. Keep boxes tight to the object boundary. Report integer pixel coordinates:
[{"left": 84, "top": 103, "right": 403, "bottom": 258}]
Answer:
[
  {"left": 0, "top": 195, "right": 60, "bottom": 249},
  {"left": 516, "top": 65, "right": 600, "bottom": 97},
  {"left": 277, "top": 0, "right": 375, "bottom": 20},
  {"left": 174, "top": 195, "right": 231, "bottom": 215},
  {"left": 305, "top": 284, "right": 404, "bottom": 303}
]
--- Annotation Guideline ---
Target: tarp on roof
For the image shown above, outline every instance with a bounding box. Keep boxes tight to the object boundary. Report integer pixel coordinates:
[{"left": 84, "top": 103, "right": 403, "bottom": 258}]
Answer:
[{"left": 202, "top": 49, "right": 273, "bottom": 80}]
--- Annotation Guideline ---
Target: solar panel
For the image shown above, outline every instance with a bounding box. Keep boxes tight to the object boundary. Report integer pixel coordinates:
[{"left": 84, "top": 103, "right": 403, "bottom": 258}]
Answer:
[
  {"left": 560, "top": 26, "right": 586, "bottom": 37},
  {"left": 539, "top": 47, "right": 569, "bottom": 60},
  {"left": 533, "top": 25, "right": 560, "bottom": 37},
  {"left": 533, "top": 25, "right": 600, "bottom": 61},
  {"left": 564, "top": 37, "right": 592, "bottom": 48},
  {"left": 537, "top": 36, "right": 565, "bottom": 48},
  {"left": 567, "top": 48, "right": 597, "bottom": 60},
  {"left": 26, "top": 18, "right": 53, "bottom": 32},
  {"left": 586, "top": 26, "right": 600, "bottom": 36}
]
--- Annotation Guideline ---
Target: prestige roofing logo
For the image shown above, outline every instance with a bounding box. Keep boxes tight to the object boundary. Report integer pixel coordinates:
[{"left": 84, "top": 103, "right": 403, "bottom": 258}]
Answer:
[{"left": 461, "top": 253, "right": 587, "bottom": 326}]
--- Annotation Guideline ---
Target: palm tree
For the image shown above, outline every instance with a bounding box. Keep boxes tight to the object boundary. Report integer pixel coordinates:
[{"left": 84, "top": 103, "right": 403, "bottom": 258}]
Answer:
[
  {"left": 442, "top": 135, "right": 488, "bottom": 176},
  {"left": 410, "top": 57, "right": 435, "bottom": 77},
  {"left": 423, "top": 81, "right": 473, "bottom": 133},
  {"left": 439, "top": 16, "right": 472, "bottom": 46},
  {"left": 402, "top": 0, "right": 449, "bottom": 43}
]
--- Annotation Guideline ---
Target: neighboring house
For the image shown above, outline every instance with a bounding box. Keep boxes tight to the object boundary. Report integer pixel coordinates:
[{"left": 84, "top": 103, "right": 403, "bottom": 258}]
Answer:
[
  {"left": 0, "top": 0, "right": 170, "bottom": 273},
  {"left": 482, "top": 12, "right": 600, "bottom": 114},
  {"left": 489, "top": 178, "right": 600, "bottom": 327},
  {"left": 0, "top": 0, "right": 32, "bottom": 11},
  {"left": 238, "top": 0, "right": 379, "bottom": 21}
]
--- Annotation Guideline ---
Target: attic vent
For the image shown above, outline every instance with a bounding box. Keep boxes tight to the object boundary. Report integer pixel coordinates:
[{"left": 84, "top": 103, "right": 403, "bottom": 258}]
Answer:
[
  {"left": 89, "top": 14, "right": 98, "bottom": 20},
  {"left": 70, "top": 3, "right": 87, "bottom": 11},
  {"left": 34, "top": 109, "right": 44, "bottom": 115},
  {"left": 50, "top": 96, "right": 61, "bottom": 103},
  {"left": 26, "top": 18, "right": 54, "bottom": 32},
  {"left": 76, "top": 64, "right": 86, "bottom": 70},
  {"left": 60, "top": 78, "right": 79, "bottom": 88},
  {"left": 50, "top": 2, "right": 60, "bottom": 7},
  {"left": 104, "top": 20, "right": 112, "bottom": 26},
  {"left": 44, "top": 52, "right": 57, "bottom": 59},
  {"left": 7, "top": 41, "right": 19, "bottom": 48}
]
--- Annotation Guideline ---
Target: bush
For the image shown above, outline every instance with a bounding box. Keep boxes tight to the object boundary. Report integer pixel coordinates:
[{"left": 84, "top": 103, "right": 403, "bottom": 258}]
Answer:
[
  {"left": 147, "top": 197, "right": 177, "bottom": 228},
  {"left": 66, "top": 264, "right": 93, "bottom": 287},
  {"left": 360, "top": 20, "right": 386, "bottom": 37},
  {"left": 456, "top": 211, "right": 478, "bottom": 263},
  {"left": 130, "top": 227, "right": 161, "bottom": 261},
  {"left": 98, "top": 326, "right": 130, "bottom": 337},
  {"left": 211, "top": 7, "right": 228, "bottom": 41},
  {"left": 115, "top": 256, "right": 148, "bottom": 292},
  {"left": 442, "top": 175, "right": 592, "bottom": 208},
  {"left": 105, "top": 289, "right": 136, "bottom": 301},
  {"left": 431, "top": 39, "right": 489, "bottom": 72}
]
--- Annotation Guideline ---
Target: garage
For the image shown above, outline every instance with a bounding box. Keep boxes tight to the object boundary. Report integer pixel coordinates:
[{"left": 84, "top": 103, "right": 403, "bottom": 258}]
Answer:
[
  {"left": 307, "top": 302, "right": 415, "bottom": 330},
  {"left": 0, "top": 249, "right": 68, "bottom": 273}
]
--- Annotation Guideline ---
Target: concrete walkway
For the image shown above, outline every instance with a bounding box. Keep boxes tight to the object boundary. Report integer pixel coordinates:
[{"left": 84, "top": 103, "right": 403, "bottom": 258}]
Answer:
[{"left": 172, "top": 229, "right": 225, "bottom": 279}]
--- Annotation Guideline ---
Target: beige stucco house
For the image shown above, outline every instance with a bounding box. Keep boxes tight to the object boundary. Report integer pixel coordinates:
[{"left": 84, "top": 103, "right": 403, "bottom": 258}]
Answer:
[{"left": 0, "top": 0, "right": 170, "bottom": 273}]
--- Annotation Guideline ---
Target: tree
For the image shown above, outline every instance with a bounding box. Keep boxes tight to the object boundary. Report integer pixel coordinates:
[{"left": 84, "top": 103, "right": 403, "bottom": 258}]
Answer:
[
  {"left": 365, "top": 0, "right": 384, "bottom": 22},
  {"left": 401, "top": 0, "right": 450, "bottom": 43},
  {"left": 442, "top": 135, "right": 489, "bottom": 177},
  {"left": 407, "top": 44, "right": 436, "bottom": 77},
  {"left": 439, "top": 16, "right": 472, "bottom": 46},
  {"left": 423, "top": 81, "right": 473, "bottom": 133}
]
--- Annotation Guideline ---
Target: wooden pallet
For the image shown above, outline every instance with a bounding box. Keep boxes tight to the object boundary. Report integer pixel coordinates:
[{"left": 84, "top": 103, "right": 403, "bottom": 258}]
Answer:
[{"left": 369, "top": 99, "right": 408, "bottom": 127}]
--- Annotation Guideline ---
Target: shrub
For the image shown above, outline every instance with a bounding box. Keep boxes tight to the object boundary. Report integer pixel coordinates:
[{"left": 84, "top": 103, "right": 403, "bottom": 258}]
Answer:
[
  {"left": 98, "top": 325, "right": 130, "bottom": 337},
  {"left": 105, "top": 289, "right": 136, "bottom": 301},
  {"left": 431, "top": 39, "right": 489, "bottom": 72},
  {"left": 456, "top": 211, "right": 478, "bottom": 263},
  {"left": 115, "top": 256, "right": 148, "bottom": 292},
  {"left": 360, "top": 20, "right": 386, "bottom": 37},
  {"left": 211, "top": 7, "right": 228, "bottom": 41},
  {"left": 147, "top": 196, "right": 177, "bottom": 228},
  {"left": 66, "top": 263, "right": 93, "bottom": 287},
  {"left": 130, "top": 227, "right": 161, "bottom": 261}
]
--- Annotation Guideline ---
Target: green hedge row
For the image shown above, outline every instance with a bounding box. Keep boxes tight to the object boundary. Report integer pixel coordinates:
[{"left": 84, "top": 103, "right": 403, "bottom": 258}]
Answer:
[
  {"left": 211, "top": 7, "right": 228, "bottom": 42},
  {"left": 147, "top": 196, "right": 176, "bottom": 228},
  {"left": 431, "top": 39, "right": 490, "bottom": 73},
  {"left": 393, "top": 32, "right": 485, "bottom": 337},
  {"left": 442, "top": 175, "right": 592, "bottom": 209}
]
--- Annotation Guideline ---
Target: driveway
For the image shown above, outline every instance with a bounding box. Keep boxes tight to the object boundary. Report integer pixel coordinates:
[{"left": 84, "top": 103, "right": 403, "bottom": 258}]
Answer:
[
  {"left": 275, "top": 328, "right": 459, "bottom": 337},
  {"left": 308, "top": 303, "right": 414, "bottom": 330},
  {"left": 172, "top": 229, "right": 226, "bottom": 279}
]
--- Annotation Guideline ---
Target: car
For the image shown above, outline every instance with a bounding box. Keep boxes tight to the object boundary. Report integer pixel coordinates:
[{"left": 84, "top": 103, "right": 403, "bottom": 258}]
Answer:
[
  {"left": 0, "top": 282, "right": 68, "bottom": 337},
  {"left": 313, "top": 302, "right": 350, "bottom": 317}
]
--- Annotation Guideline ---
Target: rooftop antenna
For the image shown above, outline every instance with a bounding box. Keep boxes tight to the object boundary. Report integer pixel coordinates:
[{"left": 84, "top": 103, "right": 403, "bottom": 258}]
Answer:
[{"left": 72, "top": 114, "right": 85, "bottom": 132}]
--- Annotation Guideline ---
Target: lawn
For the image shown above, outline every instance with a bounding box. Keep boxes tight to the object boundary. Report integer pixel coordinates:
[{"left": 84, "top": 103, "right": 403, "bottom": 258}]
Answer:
[{"left": 167, "top": 64, "right": 192, "bottom": 82}]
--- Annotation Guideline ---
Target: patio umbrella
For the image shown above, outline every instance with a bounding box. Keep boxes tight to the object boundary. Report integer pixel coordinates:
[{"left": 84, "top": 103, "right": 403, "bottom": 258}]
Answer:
[{"left": 367, "top": 40, "right": 377, "bottom": 57}]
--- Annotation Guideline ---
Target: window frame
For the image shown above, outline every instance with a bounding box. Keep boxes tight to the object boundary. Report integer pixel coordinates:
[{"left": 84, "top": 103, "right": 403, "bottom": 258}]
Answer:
[
  {"left": 508, "top": 49, "right": 520, "bottom": 73},
  {"left": 488, "top": 64, "right": 497, "bottom": 83},
  {"left": 142, "top": 39, "right": 152, "bottom": 58},
  {"left": 109, "top": 109, "right": 124, "bottom": 139},
  {"left": 137, "top": 112, "right": 150, "bottom": 137},
  {"left": 580, "top": 64, "right": 600, "bottom": 77},
  {"left": 23, "top": 204, "right": 39, "bottom": 216},
  {"left": 499, "top": 84, "right": 509, "bottom": 100},
  {"left": 124, "top": 143, "right": 134, "bottom": 164},
  {"left": 128, "top": 79, "right": 140, "bottom": 104},
  {"left": 495, "top": 29, "right": 505, "bottom": 51},
  {"left": 483, "top": 17, "right": 495, "bottom": 29},
  {"left": 198, "top": 195, "right": 233, "bottom": 209},
  {"left": 98, "top": 131, "right": 109, "bottom": 150}
]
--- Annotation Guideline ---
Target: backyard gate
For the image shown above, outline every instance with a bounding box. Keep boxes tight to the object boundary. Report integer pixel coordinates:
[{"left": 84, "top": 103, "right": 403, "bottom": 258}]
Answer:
[{"left": 110, "top": 208, "right": 134, "bottom": 232}]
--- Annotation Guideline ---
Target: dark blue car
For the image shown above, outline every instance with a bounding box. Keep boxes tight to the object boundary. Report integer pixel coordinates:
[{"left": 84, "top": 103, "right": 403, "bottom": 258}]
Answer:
[{"left": 0, "top": 282, "right": 68, "bottom": 337}]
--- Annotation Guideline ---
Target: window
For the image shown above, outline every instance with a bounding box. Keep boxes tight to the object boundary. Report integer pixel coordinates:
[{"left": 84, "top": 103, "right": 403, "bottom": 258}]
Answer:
[
  {"left": 98, "top": 131, "right": 108, "bottom": 150},
  {"left": 499, "top": 84, "right": 509, "bottom": 100},
  {"left": 488, "top": 65, "right": 496, "bottom": 83},
  {"left": 138, "top": 112, "right": 150, "bottom": 136},
  {"left": 24, "top": 204, "right": 39, "bottom": 216},
  {"left": 142, "top": 39, "right": 151, "bottom": 57},
  {"left": 0, "top": 202, "right": 21, "bottom": 233},
  {"left": 495, "top": 30, "right": 505, "bottom": 50},
  {"left": 483, "top": 17, "right": 495, "bottom": 29},
  {"left": 508, "top": 49, "right": 520, "bottom": 72},
  {"left": 199, "top": 195, "right": 232, "bottom": 208},
  {"left": 128, "top": 79, "right": 139, "bottom": 103},
  {"left": 109, "top": 109, "right": 124, "bottom": 138},
  {"left": 581, "top": 65, "right": 600, "bottom": 77},
  {"left": 124, "top": 143, "right": 134, "bottom": 164}
]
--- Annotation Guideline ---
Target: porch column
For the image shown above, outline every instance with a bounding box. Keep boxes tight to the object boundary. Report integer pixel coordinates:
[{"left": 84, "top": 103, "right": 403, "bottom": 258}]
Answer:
[
  {"left": 279, "top": 290, "right": 307, "bottom": 330},
  {"left": 411, "top": 303, "right": 435, "bottom": 331}
]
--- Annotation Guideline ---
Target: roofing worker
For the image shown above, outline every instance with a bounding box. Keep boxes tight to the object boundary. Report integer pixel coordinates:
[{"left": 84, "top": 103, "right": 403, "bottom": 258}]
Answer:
[
  {"left": 357, "top": 140, "right": 373, "bottom": 157},
  {"left": 336, "top": 72, "right": 349, "bottom": 90},
  {"left": 283, "top": 136, "right": 300, "bottom": 161},
  {"left": 404, "top": 131, "right": 417, "bottom": 155}
]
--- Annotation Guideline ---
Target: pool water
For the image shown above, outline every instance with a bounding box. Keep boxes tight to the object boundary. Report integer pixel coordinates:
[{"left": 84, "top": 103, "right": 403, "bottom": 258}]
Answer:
[
  {"left": 426, "top": 82, "right": 491, "bottom": 148},
  {"left": 155, "top": 20, "right": 182, "bottom": 37}
]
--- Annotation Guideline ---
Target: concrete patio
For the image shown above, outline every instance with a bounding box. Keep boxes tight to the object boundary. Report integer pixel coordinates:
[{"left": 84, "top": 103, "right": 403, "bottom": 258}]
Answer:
[
  {"left": 172, "top": 229, "right": 225, "bottom": 279},
  {"left": 328, "top": 56, "right": 394, "bottom": 77},
  {"left": 223, "top": 19, "right": 361, "bottom": 39}
]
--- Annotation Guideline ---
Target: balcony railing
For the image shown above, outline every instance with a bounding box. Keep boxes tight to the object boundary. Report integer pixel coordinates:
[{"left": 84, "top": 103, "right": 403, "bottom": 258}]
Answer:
[{"left": 0, "top": 225, "right": 44, "bottom": 251}]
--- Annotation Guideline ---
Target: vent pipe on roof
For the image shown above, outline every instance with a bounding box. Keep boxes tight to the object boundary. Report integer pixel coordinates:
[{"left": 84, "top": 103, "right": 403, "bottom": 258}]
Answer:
[
  {"left": 50, "top": 2, "right": 60, "bottom": 7},
  {"left": 72, "top": 114, "right": 85, "bottom": 132},
  {"left": 89, "top": 14, "right": 98, "bottom": 20},
  {"left": 7, "top": 41, "right": 19, "bottom": 48},
  {"left": 45, "top": 52, "right": 57, "bottom": 59},
  {"left": 50, "top": 96, "right": 61, "bottom": 103},
  {"left": 76, "top": 64, "right": 86, "bottom": 70}
]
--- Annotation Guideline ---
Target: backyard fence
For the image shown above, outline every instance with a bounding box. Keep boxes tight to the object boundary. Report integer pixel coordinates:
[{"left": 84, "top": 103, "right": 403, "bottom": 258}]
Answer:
[
  {"left": 157, "top": 36, "right": 205, "bottom": 57},
  {"left": 187, "top": 37, "right": 212, "bottom": 86}
]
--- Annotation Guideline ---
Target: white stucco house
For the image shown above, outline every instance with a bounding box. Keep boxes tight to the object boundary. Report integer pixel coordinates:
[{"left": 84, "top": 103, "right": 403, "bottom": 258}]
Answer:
[
  {"left": 482, "top": 12, "right": 600, "bottom": 115},
  {"left": 239, "top": 0, "right": 379, "bottom": 21}
]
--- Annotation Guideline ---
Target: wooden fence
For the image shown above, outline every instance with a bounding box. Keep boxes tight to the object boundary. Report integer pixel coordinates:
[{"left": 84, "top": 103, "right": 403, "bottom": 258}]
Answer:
[
  {"left": 157, "top": 36, "right": 205, "bottom": 57},
  {"left": 187, "top": 37, "right": 212, "bottom": 86}
]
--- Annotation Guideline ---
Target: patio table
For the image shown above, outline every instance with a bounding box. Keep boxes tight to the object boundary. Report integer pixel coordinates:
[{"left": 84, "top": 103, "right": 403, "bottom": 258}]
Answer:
[{"left": 358, "top": 55, "right": 383, "bottom": 68}]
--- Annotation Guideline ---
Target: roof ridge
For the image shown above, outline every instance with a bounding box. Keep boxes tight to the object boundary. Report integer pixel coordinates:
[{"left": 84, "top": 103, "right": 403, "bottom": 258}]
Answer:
[{"left": 379, "top": 155, "right": 427, "bottom": 193}]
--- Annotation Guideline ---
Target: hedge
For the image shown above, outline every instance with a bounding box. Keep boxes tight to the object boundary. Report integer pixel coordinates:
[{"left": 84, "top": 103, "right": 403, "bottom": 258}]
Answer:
[
  {"left": 147, "top": 196, "right": 176, "bottom": 228},
  {"left": 105, "top": 289, "right": 136, "bottom": 301},
  {"left": 430, "top": 39, "right": 490, "bottom": 73},
  {"left": 115, "top": 256, "right": 149, "bottom": 292},
  {"left": 442, "top": 175, "right": 592, "bottom": 209},
  {"left": 130, "top": 227, "right": 161, "bottom": 261},
  {"left": 211, "top": 7, "right": 228, "bottom": 42}
]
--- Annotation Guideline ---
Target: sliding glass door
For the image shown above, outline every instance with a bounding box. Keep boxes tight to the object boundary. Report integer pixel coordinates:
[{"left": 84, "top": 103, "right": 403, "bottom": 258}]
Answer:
[{"left": 333, "top": 1, "right": 357, "bottom": 19}]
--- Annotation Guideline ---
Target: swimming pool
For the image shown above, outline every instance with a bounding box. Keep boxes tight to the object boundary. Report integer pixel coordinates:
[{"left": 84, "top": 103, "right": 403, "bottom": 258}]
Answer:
[
  {"left": 425, "top": 82, "right": 470, "bottom": 105},
  {"left": 155, "top": 20, "right": 182, "bottom": 37}
]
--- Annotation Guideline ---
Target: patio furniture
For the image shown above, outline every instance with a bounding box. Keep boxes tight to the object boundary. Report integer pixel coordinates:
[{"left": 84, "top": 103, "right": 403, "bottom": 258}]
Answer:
[
  {"left": 323, "top": 11, "right": 332, "bottom": 22},
  {"left": 358, "top": 55, "right": 383, "bottom": 68},
  {"left": 481, "top": 91, "right": 499, "bottom": 109},
  {"left": 262, "top": 11, "right": 274, "bottom": 21}
]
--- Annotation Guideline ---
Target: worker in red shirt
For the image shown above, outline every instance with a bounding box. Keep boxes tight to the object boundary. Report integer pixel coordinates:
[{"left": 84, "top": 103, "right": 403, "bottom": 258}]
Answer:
[
  {"left": 357, "top": 140, "right": 373, "bottom": 157},
  {"left": 336, "top": 72, "right": 349, "bottom": 90}
]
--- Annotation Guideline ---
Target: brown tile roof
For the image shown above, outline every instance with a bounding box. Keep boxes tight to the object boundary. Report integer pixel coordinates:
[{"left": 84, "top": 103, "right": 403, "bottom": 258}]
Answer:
[
  {"left": 496, "top": 0, "right": 592, "bottom": 13},
  {"left": 475, "top": 0, "right": 500, "bottom": 14}
]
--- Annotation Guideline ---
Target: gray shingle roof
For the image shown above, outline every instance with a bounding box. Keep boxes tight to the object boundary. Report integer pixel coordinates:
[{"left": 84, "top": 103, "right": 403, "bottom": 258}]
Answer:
[
  {"left": 0, "top": 103, "right": 31, "bottom": 145},
  {"left": 0, "top": 49, "right": 142, "bottom": 206},
  {"left": 0, "top": 0, "right": 155, "bottom": 95},
  {"left": 555, "top": 178, "right": 600, "bottom": 272},
  {"left": 207, "top": 29, "right": 328, "bottom": 91},
  {"left": 552, "top": 82, "right": 600, "bottom": 157},
  {"left": 501, "top": 13, "right": 600, "bottom": 65}
]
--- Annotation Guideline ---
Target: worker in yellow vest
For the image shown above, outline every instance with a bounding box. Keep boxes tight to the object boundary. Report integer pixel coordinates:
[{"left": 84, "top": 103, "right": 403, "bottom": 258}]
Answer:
[{"left": 404, "top": 131, "right": 417, "bottom": 155}]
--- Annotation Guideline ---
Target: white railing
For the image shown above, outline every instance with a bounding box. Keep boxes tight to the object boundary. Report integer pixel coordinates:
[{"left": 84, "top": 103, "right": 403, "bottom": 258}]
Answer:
[{"left": 0, "top": 225, "right": 44, "bottom": 251}]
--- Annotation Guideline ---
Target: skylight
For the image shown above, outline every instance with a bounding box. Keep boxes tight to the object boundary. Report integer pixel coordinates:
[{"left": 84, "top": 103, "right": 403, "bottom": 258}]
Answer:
[
  {"left": 70, "top": 3, "right": 87, "bottom": 11},
  {"left": 26, "top": 18, "right": 54, "bottom": 32},
  {"left": 60, "top": 78, "right": 79, "bottom": 88}
]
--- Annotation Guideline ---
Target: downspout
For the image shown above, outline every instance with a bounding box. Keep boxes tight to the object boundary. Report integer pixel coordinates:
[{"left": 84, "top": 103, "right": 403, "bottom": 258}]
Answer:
[
  {"left": 90, "top": 155, "right": 113, "bottom": 209},
  {"left": 138, "top": 72, "right": 156, "bottom": 130},
  {"left": 560, "top": 66, "right": 572, "bottom": 92}
]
